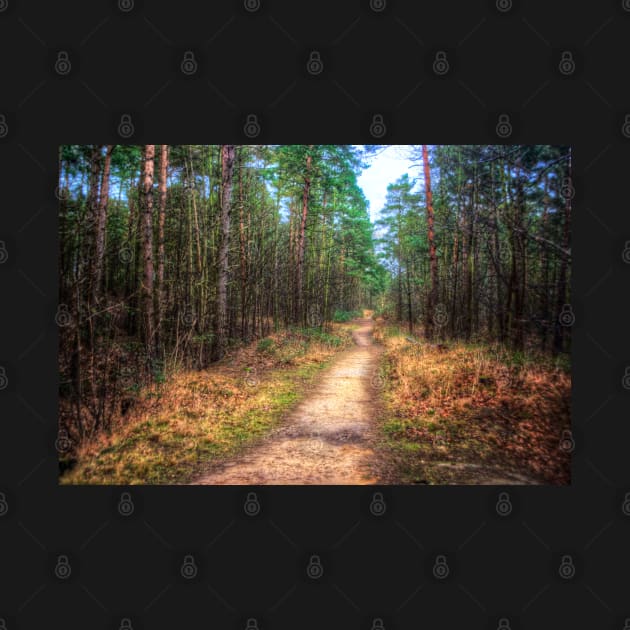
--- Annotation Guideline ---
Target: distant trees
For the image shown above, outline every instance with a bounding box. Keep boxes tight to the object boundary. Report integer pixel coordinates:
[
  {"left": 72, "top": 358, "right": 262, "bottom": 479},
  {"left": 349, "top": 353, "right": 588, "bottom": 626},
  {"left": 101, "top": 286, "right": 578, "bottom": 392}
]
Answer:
[{"left": 379, "top": 145, "right": 571, "bottom": 354}]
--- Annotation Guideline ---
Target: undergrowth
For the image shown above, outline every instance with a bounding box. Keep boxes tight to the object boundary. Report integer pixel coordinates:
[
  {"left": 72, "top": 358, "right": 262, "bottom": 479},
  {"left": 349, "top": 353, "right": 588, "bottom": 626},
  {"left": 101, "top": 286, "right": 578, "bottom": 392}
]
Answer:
[
  {"left": 61, "top": 324, "right": 355, "bottom": 484},
  {"left": 373, "top": 322, "right": 571, "bottom": 485}
]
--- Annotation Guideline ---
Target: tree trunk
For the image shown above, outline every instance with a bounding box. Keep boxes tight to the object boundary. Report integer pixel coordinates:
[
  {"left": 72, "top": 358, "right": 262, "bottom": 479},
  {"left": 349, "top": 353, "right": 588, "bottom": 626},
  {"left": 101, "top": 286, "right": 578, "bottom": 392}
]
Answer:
[
  {"left": 422, "top": 145, "right": 438, "bottom": 340},
  {"left": 213, "top": 144, "right": 235, "bottom": 361},
  {"left": 141, "top": 145, "right": 156, "bottom": 362},
  {"left": 86, "top": 145, "right": 103, "bottom": 308},
  {"left": 553, "top": 156, "right": 571, "bottom": 355},
  {"left": 157, "top": 144, "right": 168, "bottom": 349},
  {"left": 296, "top": 146, "right": 313, "bottom": 324},
  {"left": 238, "top": 148, "right": 248, "bottom": 339},
  {"left": 92, "top": 145, "right": 112, "bottom": 307}
]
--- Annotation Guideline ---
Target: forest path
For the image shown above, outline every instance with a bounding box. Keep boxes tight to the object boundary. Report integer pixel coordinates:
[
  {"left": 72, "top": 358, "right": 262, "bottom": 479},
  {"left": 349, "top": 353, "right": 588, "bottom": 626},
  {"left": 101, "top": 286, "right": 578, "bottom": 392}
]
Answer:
[{"left": 193, "top": 318, "right": 382, "bottom": 485}]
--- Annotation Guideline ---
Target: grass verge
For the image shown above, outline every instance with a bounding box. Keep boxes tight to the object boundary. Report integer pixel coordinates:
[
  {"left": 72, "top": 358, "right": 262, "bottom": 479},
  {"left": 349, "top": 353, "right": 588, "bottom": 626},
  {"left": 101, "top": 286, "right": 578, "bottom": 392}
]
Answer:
[
  {"left": 60, "top": 324, "right": 355, "bottom": 485},
  {"left": 373, "top": 322, "right": 571, "bottom": 485}
]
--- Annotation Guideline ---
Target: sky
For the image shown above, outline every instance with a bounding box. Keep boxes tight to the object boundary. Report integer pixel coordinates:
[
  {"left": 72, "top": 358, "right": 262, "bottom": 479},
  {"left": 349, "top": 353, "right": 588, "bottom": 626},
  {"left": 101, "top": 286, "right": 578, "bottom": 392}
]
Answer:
[{"left": 356, "top": 145, "right": 420, "bottom": 224}]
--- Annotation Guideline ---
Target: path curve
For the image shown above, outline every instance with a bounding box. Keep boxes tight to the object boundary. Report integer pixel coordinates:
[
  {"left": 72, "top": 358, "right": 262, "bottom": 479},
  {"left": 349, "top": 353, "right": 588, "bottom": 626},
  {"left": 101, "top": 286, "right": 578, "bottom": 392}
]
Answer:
[{"left": 193, "top": 318, "right": 381, "bottom": 485}]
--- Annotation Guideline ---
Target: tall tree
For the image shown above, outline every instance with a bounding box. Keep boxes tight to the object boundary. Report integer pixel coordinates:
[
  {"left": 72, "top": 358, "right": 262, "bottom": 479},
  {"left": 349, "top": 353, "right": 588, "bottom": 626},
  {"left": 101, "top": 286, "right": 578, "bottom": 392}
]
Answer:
[
  {"left": 156, "top": 144, "right": 168, "bottom": 345},
  {"left": 422, "top": 144, "right": 438, "bottom": 339},
  {"left": 92, "top": 145, "right": 113, "bottom": 306},
  {"left": 213, "top": 144, "right": 235, "bottom": 360},
  {"left": 141, "top": 145, "right": 156, "bottom": 360},
  {"left": 296, "top": 145, "right": 313, "bottom": 324}
]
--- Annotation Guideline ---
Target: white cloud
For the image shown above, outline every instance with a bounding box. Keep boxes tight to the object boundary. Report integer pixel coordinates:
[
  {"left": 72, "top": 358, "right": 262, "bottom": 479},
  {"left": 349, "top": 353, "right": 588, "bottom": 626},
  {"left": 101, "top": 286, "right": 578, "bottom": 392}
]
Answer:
[{"left": 357, "top": 145, "right": 421, "bottom": 224}]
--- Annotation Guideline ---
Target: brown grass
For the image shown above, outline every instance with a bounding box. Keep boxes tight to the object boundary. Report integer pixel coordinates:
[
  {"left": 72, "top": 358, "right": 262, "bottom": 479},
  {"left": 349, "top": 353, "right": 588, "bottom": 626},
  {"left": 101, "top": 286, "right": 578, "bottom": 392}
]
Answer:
[
  {"left": 374, "top": 322, "right": 571, "bottom": 485},
  {"left": 60, "top": 323, "right": 356, "bottom": 485}
]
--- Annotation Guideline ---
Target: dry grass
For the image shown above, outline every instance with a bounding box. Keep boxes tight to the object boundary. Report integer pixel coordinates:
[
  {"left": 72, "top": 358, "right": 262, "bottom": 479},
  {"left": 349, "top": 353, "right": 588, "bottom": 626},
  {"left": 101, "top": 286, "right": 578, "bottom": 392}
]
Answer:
[
  {"left": 60, "top": 323, "right": 356, "bottom": 485},
  {"left": 374, "top": 322, "right": 571, "bottom": 485}
]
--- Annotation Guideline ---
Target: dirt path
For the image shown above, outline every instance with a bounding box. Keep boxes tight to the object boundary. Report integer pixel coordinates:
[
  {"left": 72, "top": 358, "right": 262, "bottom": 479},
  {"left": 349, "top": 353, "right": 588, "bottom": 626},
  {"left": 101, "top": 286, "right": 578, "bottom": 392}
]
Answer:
[{"left": 193, "top": 318, "right": 382, "bottom": 485}]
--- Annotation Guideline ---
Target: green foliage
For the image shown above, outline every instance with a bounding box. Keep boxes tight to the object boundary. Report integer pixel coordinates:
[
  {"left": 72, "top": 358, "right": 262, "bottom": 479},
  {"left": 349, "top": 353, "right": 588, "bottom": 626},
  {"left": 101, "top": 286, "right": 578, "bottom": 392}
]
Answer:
[
  {"left": 257, "top": 338, "right": 275, "bottom": 354},
  {"left": 332, "top": 309, "right": 361, "bottom": 322}
]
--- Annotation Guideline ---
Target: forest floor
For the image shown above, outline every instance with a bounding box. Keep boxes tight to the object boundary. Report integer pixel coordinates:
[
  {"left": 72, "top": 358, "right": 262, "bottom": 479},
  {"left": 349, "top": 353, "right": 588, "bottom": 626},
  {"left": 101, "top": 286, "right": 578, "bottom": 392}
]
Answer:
[
  {"left": 373, "top": 321, "right": 571, "bottom": 485},
  {"left": 60, "top": 324, "right": 358, "bottom": 484},
  {"left": 61, "top": 316, "right": 570, "bottom": 486}
]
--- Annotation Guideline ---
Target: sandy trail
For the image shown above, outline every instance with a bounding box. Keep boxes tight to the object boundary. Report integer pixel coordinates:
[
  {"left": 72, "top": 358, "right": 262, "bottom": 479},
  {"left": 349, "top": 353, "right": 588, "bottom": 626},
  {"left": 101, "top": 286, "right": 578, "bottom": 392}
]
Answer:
[{"left": 193, "top": 318, "right": 381, "bottom": 485}]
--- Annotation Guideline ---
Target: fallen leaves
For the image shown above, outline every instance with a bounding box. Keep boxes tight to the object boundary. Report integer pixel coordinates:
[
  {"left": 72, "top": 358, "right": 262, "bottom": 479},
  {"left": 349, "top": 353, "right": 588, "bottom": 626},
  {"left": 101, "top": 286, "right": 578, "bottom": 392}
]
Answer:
[{"left": 377, "top": 324, "right": 571, "bottom": 485}]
